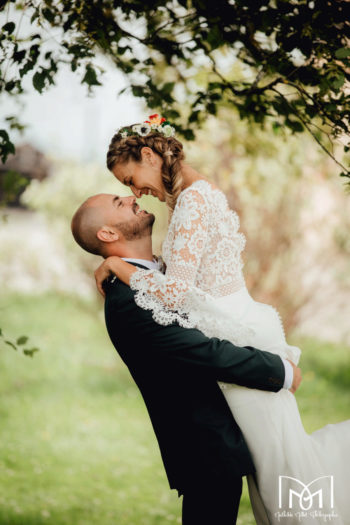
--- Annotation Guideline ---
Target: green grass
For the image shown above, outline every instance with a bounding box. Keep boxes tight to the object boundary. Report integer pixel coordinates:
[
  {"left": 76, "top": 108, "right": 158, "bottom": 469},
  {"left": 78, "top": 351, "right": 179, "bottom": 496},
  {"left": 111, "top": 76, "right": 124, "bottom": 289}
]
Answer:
[{"left": 0, "top": 293, "right": 349, "bottom": 525}]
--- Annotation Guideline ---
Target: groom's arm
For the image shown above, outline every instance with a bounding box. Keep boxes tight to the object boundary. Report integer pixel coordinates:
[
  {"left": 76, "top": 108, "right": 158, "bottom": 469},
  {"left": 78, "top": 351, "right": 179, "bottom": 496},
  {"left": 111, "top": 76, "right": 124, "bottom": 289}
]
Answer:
[{"left": 105, "top": 281, "right": 286, "bottom": 393}]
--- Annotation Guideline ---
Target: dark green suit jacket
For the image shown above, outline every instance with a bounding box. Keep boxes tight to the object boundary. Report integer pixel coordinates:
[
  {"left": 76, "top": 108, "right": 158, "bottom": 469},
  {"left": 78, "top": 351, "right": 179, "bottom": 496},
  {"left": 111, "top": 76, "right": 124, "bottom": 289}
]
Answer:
[{"left": 104, "top": 263, "right": 285, "bottom": 495}]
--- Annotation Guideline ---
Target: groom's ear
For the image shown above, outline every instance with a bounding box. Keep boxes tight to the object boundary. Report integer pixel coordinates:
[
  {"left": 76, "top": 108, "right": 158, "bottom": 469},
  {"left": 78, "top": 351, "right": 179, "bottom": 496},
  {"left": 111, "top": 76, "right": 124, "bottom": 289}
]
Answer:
[{"left": 97, "top": 226, "right": 119, "bottom": 243}]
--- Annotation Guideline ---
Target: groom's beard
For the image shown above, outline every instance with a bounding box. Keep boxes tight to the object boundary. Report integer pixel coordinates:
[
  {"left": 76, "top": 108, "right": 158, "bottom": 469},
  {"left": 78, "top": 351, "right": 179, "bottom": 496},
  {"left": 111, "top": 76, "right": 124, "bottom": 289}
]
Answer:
[{"left": 114, "top": 213, "right": 155, "bottom": 240}]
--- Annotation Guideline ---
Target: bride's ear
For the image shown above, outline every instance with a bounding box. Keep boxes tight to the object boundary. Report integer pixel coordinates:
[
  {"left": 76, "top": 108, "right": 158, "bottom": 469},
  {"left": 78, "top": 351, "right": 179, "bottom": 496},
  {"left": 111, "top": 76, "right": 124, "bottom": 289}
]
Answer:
[
  {"left": 97, "top": 227, "right": 119, "bottom": 243},
  {"left": 141, "top": 146, "right": 155, "bottom": 166}
]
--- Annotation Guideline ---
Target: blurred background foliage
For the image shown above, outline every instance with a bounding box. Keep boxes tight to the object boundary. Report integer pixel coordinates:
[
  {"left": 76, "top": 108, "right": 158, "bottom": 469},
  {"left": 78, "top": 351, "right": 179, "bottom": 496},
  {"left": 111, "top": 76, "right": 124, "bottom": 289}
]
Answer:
[
  {"left": 1, "top": 0, "right": 350, "bottom": 177},
  {"left": 3, "top": 103, "right": 347, "bottom": 339}
]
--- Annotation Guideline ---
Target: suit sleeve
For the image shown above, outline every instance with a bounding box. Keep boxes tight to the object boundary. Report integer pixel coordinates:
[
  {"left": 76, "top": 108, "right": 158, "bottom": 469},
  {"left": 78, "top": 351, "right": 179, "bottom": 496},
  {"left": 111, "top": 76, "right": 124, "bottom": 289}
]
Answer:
[{"left": 105, "top": 281, "right": 286, "bottom": 393}]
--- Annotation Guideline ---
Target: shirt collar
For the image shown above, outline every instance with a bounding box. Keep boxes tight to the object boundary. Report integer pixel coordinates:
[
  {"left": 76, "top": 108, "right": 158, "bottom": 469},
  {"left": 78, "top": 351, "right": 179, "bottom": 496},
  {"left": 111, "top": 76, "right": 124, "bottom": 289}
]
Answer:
[{"left": 122, "top": 257, "right": 160, "bottom": 270}]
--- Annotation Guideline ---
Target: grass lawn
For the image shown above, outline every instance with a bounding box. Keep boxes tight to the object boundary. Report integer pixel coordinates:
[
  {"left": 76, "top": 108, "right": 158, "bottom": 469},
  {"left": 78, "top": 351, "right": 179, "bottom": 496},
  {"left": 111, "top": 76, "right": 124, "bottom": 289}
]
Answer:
[{"left": 0, "top": 293, "right": 349, "bottom": 525}]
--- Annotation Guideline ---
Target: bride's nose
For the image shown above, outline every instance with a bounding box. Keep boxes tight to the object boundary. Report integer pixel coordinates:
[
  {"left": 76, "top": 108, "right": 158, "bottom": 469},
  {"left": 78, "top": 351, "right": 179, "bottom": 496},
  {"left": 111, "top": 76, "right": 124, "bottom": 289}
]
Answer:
[{"left": 130, "top": 186, "right": 142, "bottom": 198}]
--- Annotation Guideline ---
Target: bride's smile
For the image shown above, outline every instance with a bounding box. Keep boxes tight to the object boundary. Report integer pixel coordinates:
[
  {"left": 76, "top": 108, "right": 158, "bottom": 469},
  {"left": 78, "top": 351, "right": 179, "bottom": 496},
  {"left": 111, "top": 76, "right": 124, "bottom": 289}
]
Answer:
[{"left": 111, "top": 148, "right": 166, "bottom": 202}]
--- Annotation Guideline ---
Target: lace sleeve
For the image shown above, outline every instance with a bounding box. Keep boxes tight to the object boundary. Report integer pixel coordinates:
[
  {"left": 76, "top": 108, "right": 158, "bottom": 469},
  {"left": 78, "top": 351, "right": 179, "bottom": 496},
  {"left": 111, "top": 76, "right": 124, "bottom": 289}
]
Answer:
[
  {"left": 129, "top": 189, "right": 209, "bottom": 323},
  {"left": 130, "top": 187, "right": 255, "bottom": 346}
]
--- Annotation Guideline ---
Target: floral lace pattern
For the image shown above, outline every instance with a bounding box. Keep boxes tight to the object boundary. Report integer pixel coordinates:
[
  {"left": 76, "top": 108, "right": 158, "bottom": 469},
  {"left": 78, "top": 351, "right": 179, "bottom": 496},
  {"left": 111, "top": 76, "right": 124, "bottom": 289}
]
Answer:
[
  {"left": 163, "top": 180, "right": 246, "bottom": 297},
  {"left": 129, "top": 180, "right": 254, "bottom": 346}
]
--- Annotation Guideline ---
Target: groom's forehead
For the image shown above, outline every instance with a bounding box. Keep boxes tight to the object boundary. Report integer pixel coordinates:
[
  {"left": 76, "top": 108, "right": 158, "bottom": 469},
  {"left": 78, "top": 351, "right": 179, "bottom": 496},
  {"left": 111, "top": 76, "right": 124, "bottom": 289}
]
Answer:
[{"left": 89, "top": 193, "right": 121, "bottom": 205}]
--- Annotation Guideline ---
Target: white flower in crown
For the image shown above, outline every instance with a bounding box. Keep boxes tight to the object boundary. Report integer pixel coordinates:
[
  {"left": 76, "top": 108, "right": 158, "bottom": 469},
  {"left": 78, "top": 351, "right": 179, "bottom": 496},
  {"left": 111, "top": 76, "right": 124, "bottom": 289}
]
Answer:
[
  {"left": 139, "top": 123, "right": 152, "bottom": 136},
  {"left": 119, "top": 115, "right": 176, "bottom": 139},
  {"left": 162, "top": 124, "right": 175, "bottom": 137}
]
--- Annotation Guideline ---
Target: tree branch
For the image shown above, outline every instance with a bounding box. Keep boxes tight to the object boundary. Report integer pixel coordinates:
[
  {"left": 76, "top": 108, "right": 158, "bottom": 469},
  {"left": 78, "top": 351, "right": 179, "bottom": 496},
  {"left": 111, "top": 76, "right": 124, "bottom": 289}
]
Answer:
[{"left": 271, "top": 87, "right": 350, "bottom": 177}]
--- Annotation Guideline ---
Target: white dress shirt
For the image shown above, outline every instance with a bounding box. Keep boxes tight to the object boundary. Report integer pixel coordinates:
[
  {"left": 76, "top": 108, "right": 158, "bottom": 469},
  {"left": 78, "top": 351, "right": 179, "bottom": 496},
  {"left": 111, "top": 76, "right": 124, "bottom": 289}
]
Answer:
[
  {"left": 122, "top": 257, "right": 293, "bottom": 390},
  {"left": 122, "top": 257, "right": 161, "bottom": 270}
]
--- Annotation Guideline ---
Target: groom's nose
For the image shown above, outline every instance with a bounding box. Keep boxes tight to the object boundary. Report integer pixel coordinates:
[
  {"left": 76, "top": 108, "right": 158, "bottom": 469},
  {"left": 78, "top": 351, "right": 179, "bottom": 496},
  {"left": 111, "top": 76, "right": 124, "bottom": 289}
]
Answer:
[{"left": 124, "top": 196, "right": 136, "bottom": 205}]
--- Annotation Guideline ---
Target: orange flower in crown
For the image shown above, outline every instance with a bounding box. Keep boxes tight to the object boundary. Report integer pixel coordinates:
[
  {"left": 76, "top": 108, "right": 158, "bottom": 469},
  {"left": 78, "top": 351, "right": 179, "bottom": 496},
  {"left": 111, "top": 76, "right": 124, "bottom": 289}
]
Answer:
[
  {"left": 117, "top": 113, "right": 175, "bottom": 138},
  {"left": 145, "top": 114, "right": 167, "bottom": 126}
]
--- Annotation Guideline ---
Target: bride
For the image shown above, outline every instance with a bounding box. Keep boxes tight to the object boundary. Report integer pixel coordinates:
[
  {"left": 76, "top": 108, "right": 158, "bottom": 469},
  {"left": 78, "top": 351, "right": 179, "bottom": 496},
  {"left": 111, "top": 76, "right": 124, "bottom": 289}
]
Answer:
[{"left": 95, "top": 114, "right": 350, "bottom": 524}]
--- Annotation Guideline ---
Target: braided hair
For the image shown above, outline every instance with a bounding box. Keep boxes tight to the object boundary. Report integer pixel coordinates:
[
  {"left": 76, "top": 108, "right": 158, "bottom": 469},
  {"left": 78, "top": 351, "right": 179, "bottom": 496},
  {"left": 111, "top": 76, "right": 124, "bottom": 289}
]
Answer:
[{"left": 106, "top": 124, "right": 185, "bottom": 212}]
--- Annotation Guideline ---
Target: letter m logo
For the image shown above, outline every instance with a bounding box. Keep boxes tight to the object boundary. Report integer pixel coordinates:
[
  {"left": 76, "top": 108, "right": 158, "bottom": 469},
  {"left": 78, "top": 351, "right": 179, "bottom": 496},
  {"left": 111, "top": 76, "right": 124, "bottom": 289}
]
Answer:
[{"left": 278, "top": 475, "right": 334, "bottom": 511}]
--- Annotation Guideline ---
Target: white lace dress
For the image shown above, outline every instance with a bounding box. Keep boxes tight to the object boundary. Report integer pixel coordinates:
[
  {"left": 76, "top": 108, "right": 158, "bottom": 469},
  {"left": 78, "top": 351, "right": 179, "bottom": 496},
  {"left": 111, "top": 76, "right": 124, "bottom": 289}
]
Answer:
[{"left": 130, "top": 180, "right": 350, "bottom": 524}]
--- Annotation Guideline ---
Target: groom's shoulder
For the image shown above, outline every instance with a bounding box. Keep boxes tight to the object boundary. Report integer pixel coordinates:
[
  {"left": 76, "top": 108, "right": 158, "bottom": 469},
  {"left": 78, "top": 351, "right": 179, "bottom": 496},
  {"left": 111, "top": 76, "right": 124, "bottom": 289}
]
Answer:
[
  {"left": 103, "top": 262, "right": 151, "bottom": 308},
  {"left": 103, "top": 277, "right": 135, "bottom": 305}
]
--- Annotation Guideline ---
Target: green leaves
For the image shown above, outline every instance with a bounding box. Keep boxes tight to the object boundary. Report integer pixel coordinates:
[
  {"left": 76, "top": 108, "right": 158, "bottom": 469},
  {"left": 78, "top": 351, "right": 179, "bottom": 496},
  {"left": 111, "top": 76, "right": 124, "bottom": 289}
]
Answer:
[
  {"left": 285, "top": 119, "right": 304, "bottom": 134},
  {"left": 162, "top": 82, "right": 175, "bottom": 95},
  {"left": 182, "top": 128, "right": 195, "bottom": 141},
  {"left": 0, "top": 329, "right": 40, "bottom": 358},
  {"left": 332, "top": 74, "right": 345, "bottom": 90},
  {"left": 17, "top": 336, "right": 29, "bottom": 346},
  {"left": 5, "top": 340, "right": 17, "bottom": 351},
  {"left": 2, "top": 22, "right": 15, "bottom": 34},
  {"left": 272, "top": 121, "right": 283, "bottom": 135},
  {"left": 82, "top": 64, "right": 102, "bottom": 87},
  {"left": 0, "top": 169, "right": 29, "bottom": 205},
  {"left": 32, "top": 63, "right": 57, "bottom": 93},
  {"left": 335, "top": 48, "right": 350, "bottom": 59},
  {"left": 131, "top": 84, "right": 146, "bottom": 98},
  {"left": 42, "top": 7, "right": 55, "bottom": 24},
  {"left": 23, "top": 347, "right": 39, "bottom": 357},
  {"left": 206, "top": 25, "right": 224, "bottom": 51},
  {"left": 0, "top": 0, "right": 350, "bottom": 180},
  {"left": 32, "top": 71, "right": 46, "bottom": 93},
  {"left": 19, "top": 43, "right": 40, "bottom": 78},
  {"left": 0, "top": 130, "right": 15, "bottom": 163}
]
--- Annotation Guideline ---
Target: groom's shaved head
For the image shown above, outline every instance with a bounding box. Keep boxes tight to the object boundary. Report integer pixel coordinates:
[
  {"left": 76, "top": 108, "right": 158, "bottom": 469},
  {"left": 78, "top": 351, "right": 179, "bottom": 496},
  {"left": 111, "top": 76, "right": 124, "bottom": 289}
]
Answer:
[
  {"left": 71, "top": 193, "right": 155, "bottom": 257},
  {"left": 71, "top": 195, "right": 107, "bottom": 255}
]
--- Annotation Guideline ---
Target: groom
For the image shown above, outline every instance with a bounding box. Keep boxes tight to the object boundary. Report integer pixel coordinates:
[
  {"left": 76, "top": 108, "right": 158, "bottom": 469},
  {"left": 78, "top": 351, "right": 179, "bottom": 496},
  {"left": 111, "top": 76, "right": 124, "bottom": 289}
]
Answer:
[{"left": 71, "top": 193, "right": 301, "bottom": 525}]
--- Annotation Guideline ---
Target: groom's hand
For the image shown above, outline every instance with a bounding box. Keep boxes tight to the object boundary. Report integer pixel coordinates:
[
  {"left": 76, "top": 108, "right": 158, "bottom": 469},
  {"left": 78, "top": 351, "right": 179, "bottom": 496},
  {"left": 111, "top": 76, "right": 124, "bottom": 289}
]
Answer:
[{"left": 287, "top": 359, "right": 302, "bottom": 394}]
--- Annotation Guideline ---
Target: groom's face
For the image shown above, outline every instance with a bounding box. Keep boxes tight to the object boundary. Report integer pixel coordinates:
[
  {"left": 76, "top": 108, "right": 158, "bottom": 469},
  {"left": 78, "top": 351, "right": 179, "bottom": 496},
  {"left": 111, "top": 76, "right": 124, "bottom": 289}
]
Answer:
[{"left": 95, "top": 193, "right": 155, "bottom": 240}]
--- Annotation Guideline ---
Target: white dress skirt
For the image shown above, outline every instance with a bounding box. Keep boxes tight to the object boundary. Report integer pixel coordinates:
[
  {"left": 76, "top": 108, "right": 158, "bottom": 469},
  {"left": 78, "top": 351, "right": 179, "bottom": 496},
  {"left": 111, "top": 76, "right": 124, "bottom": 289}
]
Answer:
[{"left": 208, "top": 286, "right": 350, "bottom": 525}]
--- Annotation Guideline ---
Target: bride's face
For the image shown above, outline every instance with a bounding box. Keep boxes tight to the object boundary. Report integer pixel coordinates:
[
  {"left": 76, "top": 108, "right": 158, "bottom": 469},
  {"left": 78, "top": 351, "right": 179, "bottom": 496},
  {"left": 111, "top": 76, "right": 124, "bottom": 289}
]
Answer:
[{"left": 112, "top": 147, "right": 166, "bottom": 202}]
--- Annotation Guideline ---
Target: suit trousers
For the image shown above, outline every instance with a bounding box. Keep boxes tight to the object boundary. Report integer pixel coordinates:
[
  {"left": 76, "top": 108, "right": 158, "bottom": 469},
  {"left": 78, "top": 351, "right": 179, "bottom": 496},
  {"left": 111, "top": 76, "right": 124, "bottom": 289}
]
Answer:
[{"left": 181, "top": 475, "right": 242, "bottom": 525}]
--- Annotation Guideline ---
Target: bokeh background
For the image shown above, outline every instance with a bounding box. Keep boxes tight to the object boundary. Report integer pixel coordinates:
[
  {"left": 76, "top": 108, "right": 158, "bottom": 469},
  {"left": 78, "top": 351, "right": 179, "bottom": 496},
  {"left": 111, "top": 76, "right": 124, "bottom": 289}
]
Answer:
[{"left": 1, "top": 57, "right": 350, "bottom": 524}]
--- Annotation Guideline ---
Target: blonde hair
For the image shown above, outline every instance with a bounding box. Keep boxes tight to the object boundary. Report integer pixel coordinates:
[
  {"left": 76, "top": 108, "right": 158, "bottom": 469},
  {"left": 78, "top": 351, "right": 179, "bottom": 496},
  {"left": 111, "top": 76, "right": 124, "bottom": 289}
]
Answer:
[{"left": 106, "top": 125, "right": 185, "bottom": 212}]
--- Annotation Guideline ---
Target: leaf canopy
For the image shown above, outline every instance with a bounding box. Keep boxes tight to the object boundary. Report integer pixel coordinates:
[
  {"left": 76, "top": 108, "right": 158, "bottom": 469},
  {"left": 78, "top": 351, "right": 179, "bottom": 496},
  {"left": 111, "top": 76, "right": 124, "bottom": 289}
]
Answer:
[{"left": 0, "top": 0, "right": 349, "bottom": 177}]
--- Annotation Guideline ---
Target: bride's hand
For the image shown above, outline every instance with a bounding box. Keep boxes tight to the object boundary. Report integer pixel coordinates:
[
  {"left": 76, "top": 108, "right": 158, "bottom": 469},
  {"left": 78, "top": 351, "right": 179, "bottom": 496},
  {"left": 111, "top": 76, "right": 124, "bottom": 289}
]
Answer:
[
  {"left": 94, "top": 256, "right": 122, "bottom": 298},
  {"left": 287, "top": 359, "right": 302, "bottom": 394}
]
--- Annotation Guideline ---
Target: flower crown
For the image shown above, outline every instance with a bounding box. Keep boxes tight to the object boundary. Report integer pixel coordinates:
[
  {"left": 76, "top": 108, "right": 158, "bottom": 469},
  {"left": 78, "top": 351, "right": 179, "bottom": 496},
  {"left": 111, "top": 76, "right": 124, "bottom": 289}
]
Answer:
[{"left": 117, "top": 114, "right": 176, "bottom": 139}]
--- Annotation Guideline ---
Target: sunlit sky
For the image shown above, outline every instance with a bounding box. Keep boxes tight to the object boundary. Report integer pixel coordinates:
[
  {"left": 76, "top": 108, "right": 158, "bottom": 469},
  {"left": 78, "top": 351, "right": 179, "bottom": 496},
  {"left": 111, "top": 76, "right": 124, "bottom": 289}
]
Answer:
[
  {"left": 0, "top": 4, "right": 326, "bottom": 169},
  {"left": 5, "top": 58, "right": 147, "bottom": 164},
  {"left": 1, "top": 5, "right": 236, "bottom": 166},
  {"left": 0, "top": 4, "right": 153, "bottom": 164}
]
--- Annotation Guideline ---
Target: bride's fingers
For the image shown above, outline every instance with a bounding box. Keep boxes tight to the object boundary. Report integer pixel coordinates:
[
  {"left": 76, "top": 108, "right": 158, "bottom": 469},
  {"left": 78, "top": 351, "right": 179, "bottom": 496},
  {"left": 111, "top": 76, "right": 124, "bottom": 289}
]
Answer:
[
  {"left": 94, "top": 271, "right": 106, "bottom": 298},
  {"left": 287, "top": 359, "right": 302, "bottom": 394},
  {"left": 98, "top": 282, "right": 106, "bottom": 298}
]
